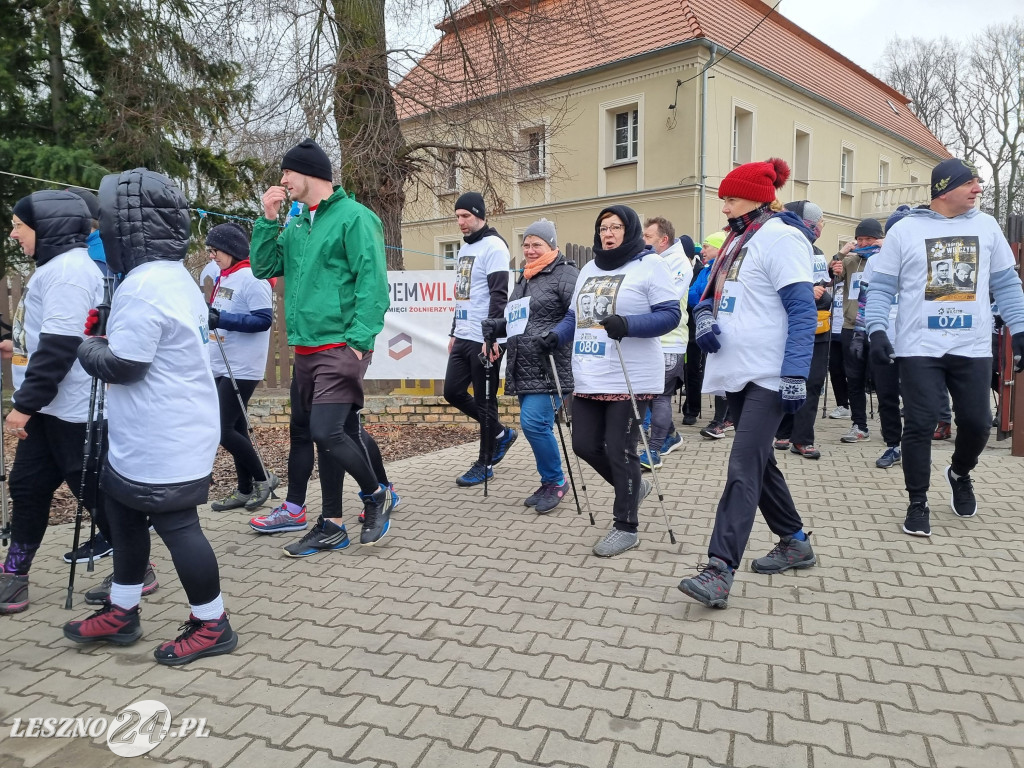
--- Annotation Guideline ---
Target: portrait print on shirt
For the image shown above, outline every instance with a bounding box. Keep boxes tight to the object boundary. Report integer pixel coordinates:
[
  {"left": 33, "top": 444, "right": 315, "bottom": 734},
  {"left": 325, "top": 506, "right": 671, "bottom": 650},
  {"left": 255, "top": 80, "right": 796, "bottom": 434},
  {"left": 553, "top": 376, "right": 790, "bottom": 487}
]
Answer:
[
  {"left": 454, "top": 255, "right": 475, "bottom": 301},
  {"left": 925, "top": 236, "right": 978, "bottom": 302},
  {"left": 576, "top": 274, "right": 624, "bottom": 329}
]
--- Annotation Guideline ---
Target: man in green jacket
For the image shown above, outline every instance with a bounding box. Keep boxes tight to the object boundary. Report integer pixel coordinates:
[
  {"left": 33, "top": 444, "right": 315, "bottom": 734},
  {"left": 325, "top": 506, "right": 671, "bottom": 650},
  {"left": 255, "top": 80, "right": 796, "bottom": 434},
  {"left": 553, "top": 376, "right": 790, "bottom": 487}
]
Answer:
[{"left": 249, "top": 138, "right": 393, "bottom": 550}]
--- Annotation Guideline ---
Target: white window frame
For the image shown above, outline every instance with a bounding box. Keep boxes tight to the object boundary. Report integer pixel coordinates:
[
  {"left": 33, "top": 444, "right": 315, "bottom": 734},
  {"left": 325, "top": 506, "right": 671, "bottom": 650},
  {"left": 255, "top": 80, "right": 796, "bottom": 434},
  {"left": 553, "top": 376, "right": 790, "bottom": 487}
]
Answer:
[
  {"left": 613, "top": 109, "right": 639, "bottom": 162},
  {"left": 840, "top": 145, "right": 855, "bottom": 195},
  {"left": 519, "top": 126, "right": 547, "bottom": 180},
  {"left": 598, "top": 94, "right": 645, "bottom": 195},
  {"left": 436, "top": 239, "right": 460, "bottom": 271},
  {"left": 793, "top": 125, "right": 812, "bottom": 184},
  {"left": 878, "top": 157, "right": 891, "bottom": 186},
  {"left": 731, "top": 100, "right": 755, "bottom": 167},
  {"left": 438, "top": 149, "right": 459, "bottom": 194}
]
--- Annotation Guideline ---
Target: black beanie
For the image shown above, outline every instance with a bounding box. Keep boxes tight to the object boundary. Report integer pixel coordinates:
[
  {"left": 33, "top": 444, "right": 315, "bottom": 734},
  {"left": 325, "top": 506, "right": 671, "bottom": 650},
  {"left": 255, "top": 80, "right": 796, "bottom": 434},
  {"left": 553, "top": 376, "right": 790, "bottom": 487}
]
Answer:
[
  {"left": 281, "top": 139, "right": 333, "bottom": 182},
  {"left": 12, "top": 196, "right": 35, "bottom": 229},
  {"left": 854, "top": 218, "right": 884, "bottom": 239},
  {"left": 206, "top": 222, "right": 251, "bottom": 262},
  {"left": 67, "top": 187, "right": 100, "bottom": 220},
  {"left": 454, "top": 192, "right": 486, "bottom": 220},
  {"left": 679, "top": 234, "right": 697, "bottom": 259},
  {"left": 931, "top": 158, "right": 982, "bottom": 199}
]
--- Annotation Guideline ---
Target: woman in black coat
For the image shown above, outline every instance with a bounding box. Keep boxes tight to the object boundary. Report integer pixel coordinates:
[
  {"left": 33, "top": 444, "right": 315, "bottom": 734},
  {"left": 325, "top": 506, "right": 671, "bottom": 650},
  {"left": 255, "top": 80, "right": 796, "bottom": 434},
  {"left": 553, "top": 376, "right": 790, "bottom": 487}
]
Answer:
[{"left": 482, "top": 219, "right": 577, "bottom": 513}]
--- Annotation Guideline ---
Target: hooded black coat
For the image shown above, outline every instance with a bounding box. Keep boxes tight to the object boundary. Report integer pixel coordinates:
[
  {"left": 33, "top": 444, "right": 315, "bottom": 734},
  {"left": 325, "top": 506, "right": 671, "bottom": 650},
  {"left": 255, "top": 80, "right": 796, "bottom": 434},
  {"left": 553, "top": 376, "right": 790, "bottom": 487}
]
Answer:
[{"left": 488, "top": 253, "right": 577, "bottom": 395}]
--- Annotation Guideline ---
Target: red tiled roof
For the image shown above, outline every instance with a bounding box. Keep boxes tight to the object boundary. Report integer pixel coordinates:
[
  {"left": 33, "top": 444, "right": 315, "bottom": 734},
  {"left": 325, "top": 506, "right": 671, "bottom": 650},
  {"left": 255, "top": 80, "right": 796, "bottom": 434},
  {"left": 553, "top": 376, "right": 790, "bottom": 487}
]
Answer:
[{"left": 397, "top": 0, "right": 949, "bottom": 159}]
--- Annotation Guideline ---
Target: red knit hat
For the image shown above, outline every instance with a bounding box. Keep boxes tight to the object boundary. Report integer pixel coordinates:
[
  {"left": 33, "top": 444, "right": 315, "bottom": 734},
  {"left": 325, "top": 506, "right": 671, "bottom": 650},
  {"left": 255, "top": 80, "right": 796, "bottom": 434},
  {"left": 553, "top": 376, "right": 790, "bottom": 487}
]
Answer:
[{"left": 719, "top": 158, "right": 791, "bottom": 202}]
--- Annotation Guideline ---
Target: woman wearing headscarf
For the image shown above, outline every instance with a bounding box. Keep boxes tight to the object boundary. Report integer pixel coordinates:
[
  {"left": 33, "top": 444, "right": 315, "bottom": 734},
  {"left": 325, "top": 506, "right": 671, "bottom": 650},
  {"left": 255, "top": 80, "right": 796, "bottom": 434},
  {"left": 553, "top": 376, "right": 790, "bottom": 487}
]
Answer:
[
  {"left": 545, "top": 206, "right": 680, "bottom": 557},
  {"left": 677, "top": 158, "right": 817, "bottom": 609},
  {"left": 481, "top": 219, "right": 578, "bottom": 513}
]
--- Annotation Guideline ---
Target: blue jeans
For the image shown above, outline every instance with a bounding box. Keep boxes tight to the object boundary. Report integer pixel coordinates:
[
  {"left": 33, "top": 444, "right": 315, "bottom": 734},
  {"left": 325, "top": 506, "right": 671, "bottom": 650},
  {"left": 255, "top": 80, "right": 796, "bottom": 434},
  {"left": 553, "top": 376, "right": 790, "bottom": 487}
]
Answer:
[{"left": 518, "top": 394, "right": 565, "bottom": 485}]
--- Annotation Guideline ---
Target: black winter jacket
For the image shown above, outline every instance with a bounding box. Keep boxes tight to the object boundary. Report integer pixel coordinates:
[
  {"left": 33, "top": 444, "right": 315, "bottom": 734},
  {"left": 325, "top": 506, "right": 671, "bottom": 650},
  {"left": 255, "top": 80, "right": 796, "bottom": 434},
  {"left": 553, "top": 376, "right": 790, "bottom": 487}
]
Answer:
[{"left": 490, "top": 253, "right": 577, "bottom": 395}]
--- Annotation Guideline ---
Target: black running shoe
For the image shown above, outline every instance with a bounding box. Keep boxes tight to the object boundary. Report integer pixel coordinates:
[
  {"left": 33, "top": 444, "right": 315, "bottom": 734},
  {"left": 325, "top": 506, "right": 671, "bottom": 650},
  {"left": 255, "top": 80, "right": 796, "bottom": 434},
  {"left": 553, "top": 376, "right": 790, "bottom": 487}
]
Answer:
[
  {"left": 944, "top": 466, "right": 976, "bottom": 517},
  {"left": 63, "top": 532, "right": 113, "bottom": 564},
  {"left": 903, "top": 502, "right": 931, "bottom": 537}
]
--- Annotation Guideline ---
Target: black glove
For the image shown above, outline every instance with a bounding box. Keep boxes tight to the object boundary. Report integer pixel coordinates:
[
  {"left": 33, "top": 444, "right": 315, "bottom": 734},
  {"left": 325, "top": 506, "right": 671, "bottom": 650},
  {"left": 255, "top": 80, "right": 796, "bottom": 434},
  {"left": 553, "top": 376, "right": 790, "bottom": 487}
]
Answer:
[
  {"left": 481, "top": 318, "right": 499, "bottom": 347},
  {"left": 1013, "top": 332, "right": 1024, "bottom": 373},
  {"left": 538, "top": 331, "right": 559, "bottom": 353},
  {"left": 848, "top": 331, "right": 866, "bottom": 363},
  {"left": 868, "top": 330, "right": 895, "bottom": 367},
  {"left": 602, "top": 314, "right": 629, "bottom": 341},
  {"left": 208, "top": 307, "right": 221, "bottom": 330}
]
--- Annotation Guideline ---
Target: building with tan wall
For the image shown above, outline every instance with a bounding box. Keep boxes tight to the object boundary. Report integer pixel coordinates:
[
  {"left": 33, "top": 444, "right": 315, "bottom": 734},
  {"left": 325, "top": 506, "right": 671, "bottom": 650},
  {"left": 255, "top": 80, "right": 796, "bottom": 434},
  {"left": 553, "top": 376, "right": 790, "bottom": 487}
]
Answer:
[{"left": 398, "top": 0, "right": 949, "bottom": 270}]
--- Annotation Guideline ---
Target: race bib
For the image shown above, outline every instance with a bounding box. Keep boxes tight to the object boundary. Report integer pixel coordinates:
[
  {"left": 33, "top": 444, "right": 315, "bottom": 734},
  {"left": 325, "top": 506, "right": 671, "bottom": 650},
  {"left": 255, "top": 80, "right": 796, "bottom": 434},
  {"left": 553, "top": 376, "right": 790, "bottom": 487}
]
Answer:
[
  {"left": 850, "top": 271, "right": 863, "bottom": 300},
  {"left": 718, "top": 281, "right": 743, "bottom": 315},
  {"left": 505, "top": 297, "right": 530, "bottom": 337},
  {"left": 573, "top": 329, "right": 607, "bottom": 358},
  {"left": 927, "top": 305, "right": 973, "bottom": 331},
  {"left": 454, "top": 301, "right": 469, "bottom": 321}
]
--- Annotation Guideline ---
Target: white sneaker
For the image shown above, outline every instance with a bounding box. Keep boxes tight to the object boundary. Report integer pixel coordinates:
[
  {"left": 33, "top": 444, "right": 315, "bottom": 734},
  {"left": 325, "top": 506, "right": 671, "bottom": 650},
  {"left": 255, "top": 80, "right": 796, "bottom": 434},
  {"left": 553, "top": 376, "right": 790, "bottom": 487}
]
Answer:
[
  {"left": 840, "top": 425, "right": 869, "bottom": 443},
  {"left": 828, "top": 406, "right": 851, "bottom": 420}
]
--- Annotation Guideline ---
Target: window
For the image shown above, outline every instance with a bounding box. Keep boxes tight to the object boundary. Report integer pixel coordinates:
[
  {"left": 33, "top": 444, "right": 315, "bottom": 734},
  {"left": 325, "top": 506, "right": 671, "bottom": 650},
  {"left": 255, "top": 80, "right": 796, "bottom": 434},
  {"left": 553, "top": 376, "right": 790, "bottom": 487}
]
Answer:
[
  {"left": 439, "top": 149, "right": 458, "bottom": 193},
  {"left": 878, "top": 159, "right": 890, "bottom": 185},
  {"left": 520, "top": 126, "right": 546, "bottom": 178},
  {"left": 840, "top": 147, "right": 854, "bottom": 194},
  {"left": 732, "top": 107, "right": 753, "bottom": 166},
  {"left": 614, "top": 109, "right": 638, "bottom": 162},
  {"left": 794, "top": 129, "right": 811, "bottom": 182},
  {"left": 440, "top": 241, "right": 460, "bottom": 270}
]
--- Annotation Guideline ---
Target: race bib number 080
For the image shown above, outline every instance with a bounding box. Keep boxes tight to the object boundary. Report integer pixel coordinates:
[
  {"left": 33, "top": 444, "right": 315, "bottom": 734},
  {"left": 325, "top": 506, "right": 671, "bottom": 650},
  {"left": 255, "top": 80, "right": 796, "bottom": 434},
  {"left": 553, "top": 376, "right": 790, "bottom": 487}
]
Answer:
[{"left": 574, "top": 338, "right": 606, "bottom": 357}]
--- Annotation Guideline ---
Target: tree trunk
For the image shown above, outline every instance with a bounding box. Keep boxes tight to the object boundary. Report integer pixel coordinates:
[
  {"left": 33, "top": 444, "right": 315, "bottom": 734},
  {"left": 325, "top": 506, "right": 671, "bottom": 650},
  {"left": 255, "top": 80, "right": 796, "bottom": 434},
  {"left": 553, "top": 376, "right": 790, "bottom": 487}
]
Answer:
[
  {"left": 44, "top": 9, "right": 66, "bottom": 144},
  {"left": 331, "top": 0, "right": 410, "bottom": 270}
]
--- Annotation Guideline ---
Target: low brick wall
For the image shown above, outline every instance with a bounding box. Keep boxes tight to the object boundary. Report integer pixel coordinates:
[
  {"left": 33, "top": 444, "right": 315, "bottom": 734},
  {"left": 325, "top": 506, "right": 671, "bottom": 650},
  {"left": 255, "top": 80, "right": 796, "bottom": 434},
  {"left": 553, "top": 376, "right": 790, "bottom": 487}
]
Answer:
[{"left": 246, "top": 391, "right": 521, "bottom": 427}]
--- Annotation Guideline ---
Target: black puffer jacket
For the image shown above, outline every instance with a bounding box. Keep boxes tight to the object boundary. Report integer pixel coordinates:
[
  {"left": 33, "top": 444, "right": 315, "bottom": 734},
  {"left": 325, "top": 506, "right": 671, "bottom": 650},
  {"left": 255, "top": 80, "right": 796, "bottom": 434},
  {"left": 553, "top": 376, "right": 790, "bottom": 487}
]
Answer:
[
  {"left": 26, "top": 190, "right": 91, "bottom": 266},
  {"left": 492, "top": 253, "right": 577, "bottom": 395},
  {"left": 97, "top": 167, "right": 190, "bottom": 274}
]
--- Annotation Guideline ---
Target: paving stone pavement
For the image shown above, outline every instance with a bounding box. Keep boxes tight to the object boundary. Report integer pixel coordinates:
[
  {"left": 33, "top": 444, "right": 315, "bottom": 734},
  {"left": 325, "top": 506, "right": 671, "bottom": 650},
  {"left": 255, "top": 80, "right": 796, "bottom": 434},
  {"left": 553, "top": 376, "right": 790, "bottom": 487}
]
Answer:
[{"left": 1, "top": 414, "right": 1023, "bottom": 768}]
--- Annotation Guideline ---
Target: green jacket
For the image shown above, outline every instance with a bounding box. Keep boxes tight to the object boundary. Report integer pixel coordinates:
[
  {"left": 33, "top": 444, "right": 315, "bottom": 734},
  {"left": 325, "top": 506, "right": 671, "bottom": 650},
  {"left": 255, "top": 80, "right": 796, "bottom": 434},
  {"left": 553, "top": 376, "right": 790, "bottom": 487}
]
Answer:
[{"left": 250, "top": 187, "right": 389, "bottom": 351}]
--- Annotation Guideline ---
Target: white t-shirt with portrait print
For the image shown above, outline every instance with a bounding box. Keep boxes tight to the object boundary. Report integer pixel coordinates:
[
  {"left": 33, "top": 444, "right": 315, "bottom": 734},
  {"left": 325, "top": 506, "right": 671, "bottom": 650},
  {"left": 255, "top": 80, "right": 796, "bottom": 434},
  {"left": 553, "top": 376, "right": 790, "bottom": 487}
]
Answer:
[
  {"left": 452, "top": 233, "right": 510, "bottom": 343},
  {"left": 870, "top": 208, "right": 1014, "bottom": 358},
  {"left": 105, "top": 260, "right": 219, "bottom": 484},
  {"left": 10, "top": 247, "right": 104, "bottom": 422},
  {"left": 209, "top": 266, "right": 273, "bottom": 380},
  {"left": 570, "top": 254, "right": 679, "bottom": 395},
  {"left": 703, "top": 217, "right": 814, "bottom": 395}
]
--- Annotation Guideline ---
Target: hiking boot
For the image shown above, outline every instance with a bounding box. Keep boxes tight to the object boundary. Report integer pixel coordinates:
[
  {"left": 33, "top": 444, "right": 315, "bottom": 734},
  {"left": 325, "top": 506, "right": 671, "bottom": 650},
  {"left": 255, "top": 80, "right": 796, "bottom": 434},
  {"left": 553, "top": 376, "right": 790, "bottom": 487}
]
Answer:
[
  {"left": 751, "top": 533, "right": 816, "bottom": 574},
  {"left": 0, "top": 572, "right": 29, "bottom": 614},
  {"left": 491, "top": 428, "right": 519, "bottom": 465},
  {"left": 903, "top": 502, "right": 931, "bottom": 537},
  {"left": 933, "top": 421, "right": 952, "bottom": 440},
  {"left": 682, "top": 415, "right": 698, "bottom": 426},
  {"left": 876, "top": 445, "right": 902, "bottom": 469},
  {"left": 63, "top": 602, "right": 142, "bottom": 645},
  {"left": 153, "top": 613, "right": 237, "bottom": 666},
  {"left": 456, "top": 462, "right": 493, "bottom": 487},
  {"left": 84, "top": 563, "right": 159, "bottom": 605},
  {"left": 211, "top": 487, "right": 252, "bottom": 512},
  {"left": 524, "top": 484, "right": 547, "bottom": 507},
  {"left": 359, "top": 483, "right": 399, "bottom": 522},
  {"left": 700, "top": 421, "right": 725, "bottom": 440},
  {"left": 63, "top": 531, "right": 113, "bottom": 564},
  {"left": 592, "top": 529, "right": 639, "bottom": 558},
  {"left": 773, "top": 438, "right": 791, "bottom": 450},
  {"left": 282, "top": 516, "right": 350, "bottom": 557},
  {"left": 945, "top": 466, "right": 977, "bottom": 517},
  {"left": 841, "top": 425, "right": 870, "bottom": 443},
  {"left": 249, "top": 504, "right": 307, "bottom": 534},
  {"left": 678, "top": 557, "right": 734, "bottom": 608},
  {"left": 661, "top": 431, "right": 683, "bottom": 454},
  {"left": 790, "top": 443, "right": 821, "bottom": 459},
  {"left": 360, "top": 486, "right": 393, "bottom": 545},
  {"left": 828, "top": 405, "right": 851, "bottom": 420},
  {"left": 244, "top": 472, "right": 280, "bottom": 511},
  {"left": 639, "top": 448, "right": 662, "bottom": 470},
  {"left": 535, "top": 479, "right": 568, "bottom": 514}
]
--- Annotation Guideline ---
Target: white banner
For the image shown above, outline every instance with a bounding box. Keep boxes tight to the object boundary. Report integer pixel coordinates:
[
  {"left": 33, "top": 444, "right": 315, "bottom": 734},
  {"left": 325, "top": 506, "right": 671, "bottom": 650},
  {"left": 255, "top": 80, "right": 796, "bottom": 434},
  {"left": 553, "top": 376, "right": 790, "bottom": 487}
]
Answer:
[{"left": 367, "top": 271, "right": 457, "bottom": 379}]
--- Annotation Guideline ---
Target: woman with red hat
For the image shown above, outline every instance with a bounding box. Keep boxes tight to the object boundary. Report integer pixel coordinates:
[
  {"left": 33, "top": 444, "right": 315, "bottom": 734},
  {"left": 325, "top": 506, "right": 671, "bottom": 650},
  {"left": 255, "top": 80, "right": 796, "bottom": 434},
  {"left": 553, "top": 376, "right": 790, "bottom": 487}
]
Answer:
[{"left": 677, "top": 158, "right": 818, "bottom": 609}]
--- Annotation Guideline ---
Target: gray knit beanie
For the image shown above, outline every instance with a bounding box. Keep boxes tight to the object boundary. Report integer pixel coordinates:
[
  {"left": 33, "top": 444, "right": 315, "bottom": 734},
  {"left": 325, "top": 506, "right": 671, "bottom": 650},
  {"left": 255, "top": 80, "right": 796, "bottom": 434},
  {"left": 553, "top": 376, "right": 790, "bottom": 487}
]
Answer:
[{"left": 523, "top": 218, "right": 557, "bottom": 249}]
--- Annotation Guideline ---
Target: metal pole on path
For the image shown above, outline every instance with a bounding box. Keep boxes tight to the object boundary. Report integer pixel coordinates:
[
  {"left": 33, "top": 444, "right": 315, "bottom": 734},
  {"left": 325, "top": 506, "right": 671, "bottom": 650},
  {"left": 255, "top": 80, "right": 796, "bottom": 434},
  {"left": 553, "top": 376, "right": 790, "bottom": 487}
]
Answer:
[{"left": 546, "top": 354, "right": 594, "bottom": 525}]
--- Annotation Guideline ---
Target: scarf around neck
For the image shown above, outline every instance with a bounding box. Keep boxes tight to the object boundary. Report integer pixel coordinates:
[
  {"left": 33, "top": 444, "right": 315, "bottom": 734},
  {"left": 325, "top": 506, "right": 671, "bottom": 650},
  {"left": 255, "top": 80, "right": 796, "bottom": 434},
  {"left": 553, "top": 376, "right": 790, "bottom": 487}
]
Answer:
[
  {"left": 523, "top": 250, "right": 559, "bottom": 280},
  {"left": 704, "top": 204, "right": 774, "bottom": 313}
]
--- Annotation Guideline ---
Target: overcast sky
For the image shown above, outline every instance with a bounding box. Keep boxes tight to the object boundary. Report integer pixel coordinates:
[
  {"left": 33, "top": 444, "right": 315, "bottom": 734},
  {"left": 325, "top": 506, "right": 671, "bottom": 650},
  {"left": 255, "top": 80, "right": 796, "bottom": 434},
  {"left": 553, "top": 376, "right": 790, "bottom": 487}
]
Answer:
[{"left": 777, "top": 0, "right": 1022, "bottom": 74}]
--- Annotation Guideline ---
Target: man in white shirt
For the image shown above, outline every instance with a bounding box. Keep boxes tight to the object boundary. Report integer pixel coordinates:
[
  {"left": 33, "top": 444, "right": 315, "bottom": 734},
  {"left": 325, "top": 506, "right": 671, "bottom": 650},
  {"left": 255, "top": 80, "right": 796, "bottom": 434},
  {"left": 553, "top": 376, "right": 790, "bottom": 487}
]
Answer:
[{"left": 865, "top": 158, "right": 1024, "bottom": 537}]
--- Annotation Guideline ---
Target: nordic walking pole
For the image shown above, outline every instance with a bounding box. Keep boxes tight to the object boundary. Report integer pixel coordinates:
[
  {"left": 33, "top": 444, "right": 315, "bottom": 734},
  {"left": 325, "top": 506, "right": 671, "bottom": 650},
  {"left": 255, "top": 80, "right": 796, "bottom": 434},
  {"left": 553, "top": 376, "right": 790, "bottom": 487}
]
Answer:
[
  {"left": 66, "top": 373, "right": 101, "bottom": 608},
  {"left": 611, "top": 340, "right": 676, "bottom": 545},
  {"left": 0, "top": 356, "right": 10, "bottom": 547},
  {"left": 545, "top": 354, "right": 594, "bottom": 525},
  {"left": 213, "top": 331, "right": 274, "bottom": 489},
  {"left": 478, "top": 351, "right": 493, "bottom": 498}
]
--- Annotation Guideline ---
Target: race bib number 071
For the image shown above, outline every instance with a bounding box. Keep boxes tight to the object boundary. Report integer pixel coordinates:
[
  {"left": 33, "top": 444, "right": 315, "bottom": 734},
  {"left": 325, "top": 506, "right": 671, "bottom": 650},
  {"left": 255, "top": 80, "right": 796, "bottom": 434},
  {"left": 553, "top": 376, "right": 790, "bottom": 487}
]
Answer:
[{"left": 927, "top": 314, "right": 972, "bottom": 329}]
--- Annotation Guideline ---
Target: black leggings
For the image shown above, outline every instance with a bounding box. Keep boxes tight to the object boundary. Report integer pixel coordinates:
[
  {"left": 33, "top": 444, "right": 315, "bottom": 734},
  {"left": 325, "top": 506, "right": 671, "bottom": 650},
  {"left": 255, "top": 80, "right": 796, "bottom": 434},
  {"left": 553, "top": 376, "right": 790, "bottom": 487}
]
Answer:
[
  {"left": 107, "top": 496, "right": 220, "bottom": 606},
  {"left": 444, "top": 337, "right": 506, "bottom": 464},
  {"left": 571, "top": 397, "right": 643, "bottom": 533},
  {"left": 216, "top": 376, "right": 267, "bottom": 493}
]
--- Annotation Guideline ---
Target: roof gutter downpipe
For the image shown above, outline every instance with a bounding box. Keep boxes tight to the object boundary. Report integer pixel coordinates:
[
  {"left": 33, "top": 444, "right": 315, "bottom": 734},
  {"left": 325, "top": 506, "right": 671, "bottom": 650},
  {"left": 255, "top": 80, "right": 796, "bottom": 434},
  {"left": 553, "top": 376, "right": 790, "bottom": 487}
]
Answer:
[{"left": 699, "top": 42, "right": 717, "bottom": 242}]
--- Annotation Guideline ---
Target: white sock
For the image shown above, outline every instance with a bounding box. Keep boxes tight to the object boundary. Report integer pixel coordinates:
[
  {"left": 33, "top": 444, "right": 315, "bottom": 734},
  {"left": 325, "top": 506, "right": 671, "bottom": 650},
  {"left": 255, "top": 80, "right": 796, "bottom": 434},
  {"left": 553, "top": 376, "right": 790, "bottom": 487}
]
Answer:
[
  {"left": 494, "top": 429, "right": 505, "bottom": 440},
  {"left": 110, "top": 582, "right": 143, "bottom": 610},
  {"left": 191, "top": 593, "right": 225, "bottom": 621},
  {"left": 950, "top": 468, "right": 962, "bottom": 480}
]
